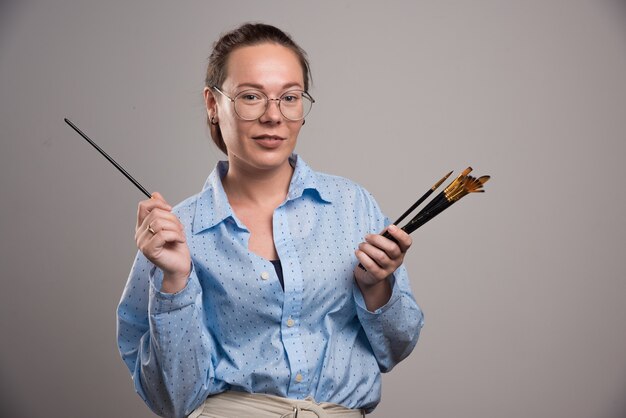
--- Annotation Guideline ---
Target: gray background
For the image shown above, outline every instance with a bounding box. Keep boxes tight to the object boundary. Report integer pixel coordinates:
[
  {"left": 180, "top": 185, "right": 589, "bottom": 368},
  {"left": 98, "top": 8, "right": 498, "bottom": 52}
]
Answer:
[{"left": 1, "top": 1, "right": 625, "bottom": 417}]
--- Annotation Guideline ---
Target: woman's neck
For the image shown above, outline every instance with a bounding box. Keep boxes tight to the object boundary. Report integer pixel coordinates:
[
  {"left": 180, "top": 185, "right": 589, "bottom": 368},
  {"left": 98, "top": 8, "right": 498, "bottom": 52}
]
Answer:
[{"left": 222, "top": 157, "right": 294, "bottom": 207}]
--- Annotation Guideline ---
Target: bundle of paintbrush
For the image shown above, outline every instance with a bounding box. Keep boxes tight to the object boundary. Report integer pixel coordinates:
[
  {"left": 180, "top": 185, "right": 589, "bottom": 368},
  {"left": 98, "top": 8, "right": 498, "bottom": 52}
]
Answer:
[{"left": 381, "top": 167, "right": 490, "bottom": 244}]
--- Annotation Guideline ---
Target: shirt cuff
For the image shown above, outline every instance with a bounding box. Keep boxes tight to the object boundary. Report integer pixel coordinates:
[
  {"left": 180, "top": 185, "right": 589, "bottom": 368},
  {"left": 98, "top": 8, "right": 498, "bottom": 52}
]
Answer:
[
  {"left": 148, "top": 262, "right": 201, "bottom": 315},
  {"left": 353, "top": 273, "right": 400, "bottom": 315}
]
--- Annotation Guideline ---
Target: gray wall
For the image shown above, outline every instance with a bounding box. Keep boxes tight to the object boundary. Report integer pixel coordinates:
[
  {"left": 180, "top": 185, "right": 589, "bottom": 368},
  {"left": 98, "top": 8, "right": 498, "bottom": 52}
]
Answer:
[{"left": 1, "top": 1, "right": 625, "bottom": 417}]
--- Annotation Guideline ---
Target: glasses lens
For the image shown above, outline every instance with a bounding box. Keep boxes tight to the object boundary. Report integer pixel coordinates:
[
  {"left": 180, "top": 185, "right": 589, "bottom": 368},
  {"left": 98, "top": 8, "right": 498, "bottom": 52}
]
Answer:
[
  {"left": 279, "top": 91, "right": 313, "bottom": 121},
  {"left": 234, "top": 90, "right": 268, "bottom": 120}
]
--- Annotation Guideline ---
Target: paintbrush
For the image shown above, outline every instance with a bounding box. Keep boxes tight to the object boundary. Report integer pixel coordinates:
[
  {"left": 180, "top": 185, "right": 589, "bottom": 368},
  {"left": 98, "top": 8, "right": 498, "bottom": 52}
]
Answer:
[
  {"left": 380, "top": 170, "right": 453, "bottom": 244},
  {"left": 358, "top": 167, "right": 490, "bottom": 271},
  {"left": 402, "top": 170, "right": 490, "bottom": 234},
  {"left": 393, "top": 171, "right": 453, "bottom": 226},
  {"left": 64, "top": 118, "right": 152, "bottom": 198},
  {"left": 398, "top": 167, "right": 474, "bottom": 232}
]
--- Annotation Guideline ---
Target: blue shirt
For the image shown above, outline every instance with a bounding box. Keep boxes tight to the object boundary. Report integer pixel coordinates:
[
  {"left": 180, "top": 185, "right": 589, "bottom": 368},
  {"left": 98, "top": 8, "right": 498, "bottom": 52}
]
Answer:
[{"left": 117, "top": 155, "right": 424, "bottom": 418}]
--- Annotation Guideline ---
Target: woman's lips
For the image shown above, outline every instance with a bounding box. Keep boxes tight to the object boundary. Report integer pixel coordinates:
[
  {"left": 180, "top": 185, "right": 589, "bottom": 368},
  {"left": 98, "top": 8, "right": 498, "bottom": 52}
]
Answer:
[{"left": 253, "top": 135, "right": 285, "bottom": 149}]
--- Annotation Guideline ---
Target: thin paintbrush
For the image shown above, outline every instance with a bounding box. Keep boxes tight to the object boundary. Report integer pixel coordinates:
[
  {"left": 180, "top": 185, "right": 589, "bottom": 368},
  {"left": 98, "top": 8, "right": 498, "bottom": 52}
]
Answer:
[
  {"left": 392, "top": 170, "right": 453, "bottom": 226},
  {"left": 379, "top": 170, "right": 453, "bottom": 244},
  {"left": 414, "top": 167, "right": 473, "bottom": 217},
  {"left": 64, "top": 118, "right": 152, "bottom": 198}
]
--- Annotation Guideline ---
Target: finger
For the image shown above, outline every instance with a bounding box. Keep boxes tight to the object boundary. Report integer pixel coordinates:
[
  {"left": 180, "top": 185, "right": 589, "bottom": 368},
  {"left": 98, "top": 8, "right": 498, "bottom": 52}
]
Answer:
[
  {"left": 136, "top": 218, "right": 180, "bottom": 243},
  {"left": 136, "top": 220, "right": 158, "bottom": 251},
  {"left": 355, "top": 249, "right": 386, "bottom": 279},
  {"left": 151, "top": 229, "right": 187, "bottom": 246},
  {"left": 139, "top": 229, "right": 187, "bottom": 257},
  {"left": 137, "top": 202, "right": 172, "bottom": 230},
  {"left": 137, "top": 193, "right": 172, "bottom": 228},
  {"left": 138, "top": 208, "right": 182, "bottom": 233},
  {"left": 359, "top": 241, "right": 393, "bottom": 270},
  {"left": 150, "top": 191, "right": 168, "bottom": 203},
  {"left": 135, "top": 212, "right": 183, "bottom": 244},
  {"left": 144, "top": 217, "right": 184, "bottom": 235},
  {"left": 382, "top": 224, "right": 412, "bottom": 253},
  {"left": 364, "top": 233, "right": 402, "bottom": 260}
]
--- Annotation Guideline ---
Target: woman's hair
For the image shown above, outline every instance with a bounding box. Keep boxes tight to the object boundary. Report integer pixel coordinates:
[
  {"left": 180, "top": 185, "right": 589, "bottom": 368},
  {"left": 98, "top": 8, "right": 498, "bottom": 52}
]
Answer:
[{"left": 205, "top": 23, "right": 312, "bottom": 154}]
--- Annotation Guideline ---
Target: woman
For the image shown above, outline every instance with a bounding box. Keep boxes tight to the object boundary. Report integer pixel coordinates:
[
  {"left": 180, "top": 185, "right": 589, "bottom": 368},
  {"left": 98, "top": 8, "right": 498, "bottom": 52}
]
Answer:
[{"left": 117, "top": 23, "right": 423, "bottom": 418}]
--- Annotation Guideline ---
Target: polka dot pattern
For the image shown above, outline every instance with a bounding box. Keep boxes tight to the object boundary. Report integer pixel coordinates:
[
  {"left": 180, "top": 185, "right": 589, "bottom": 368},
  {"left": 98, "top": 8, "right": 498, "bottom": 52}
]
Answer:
[{"left": 116, "top": 155, "right": 424, "bottom": 417}]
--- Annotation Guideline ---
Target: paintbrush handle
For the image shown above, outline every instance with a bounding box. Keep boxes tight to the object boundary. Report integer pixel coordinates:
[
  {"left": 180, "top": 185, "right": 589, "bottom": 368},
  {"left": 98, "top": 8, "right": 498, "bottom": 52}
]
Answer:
[
  {"left": 393, "top": 190, "right": 433, "bottom": 225},
  {"left": 64, "top": 118, "right": 152, "bottom": 198},
  {"left": 393, "top": 170, "right": 452, "bottom": 226},
  {"left": 403, "top": 200, "right": 458, "bottom": 234}
]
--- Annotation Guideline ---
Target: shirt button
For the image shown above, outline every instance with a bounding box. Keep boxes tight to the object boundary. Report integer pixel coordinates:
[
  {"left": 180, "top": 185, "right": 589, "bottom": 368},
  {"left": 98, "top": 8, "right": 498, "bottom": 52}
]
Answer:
[
  {"left": 260, "top": 271, "right": 270, "bottom": 280},
  {"left": 295, "top": 373, "right": 303, "bottom": 383},
  {"left": 286, "top": 318, "right": 295, "bottom": 327}
]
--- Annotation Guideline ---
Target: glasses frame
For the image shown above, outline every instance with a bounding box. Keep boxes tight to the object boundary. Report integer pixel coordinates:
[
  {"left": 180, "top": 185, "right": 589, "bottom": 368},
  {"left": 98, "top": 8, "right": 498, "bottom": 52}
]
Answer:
[{"left": 212, "top": 86, "right": 315, "bottom": 122}]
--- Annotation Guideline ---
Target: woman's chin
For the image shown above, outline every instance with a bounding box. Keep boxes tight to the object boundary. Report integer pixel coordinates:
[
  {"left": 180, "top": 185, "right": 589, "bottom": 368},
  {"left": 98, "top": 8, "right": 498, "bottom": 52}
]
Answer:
[{"left": 230, "top": 148, "right": 294, "bottom": 174}]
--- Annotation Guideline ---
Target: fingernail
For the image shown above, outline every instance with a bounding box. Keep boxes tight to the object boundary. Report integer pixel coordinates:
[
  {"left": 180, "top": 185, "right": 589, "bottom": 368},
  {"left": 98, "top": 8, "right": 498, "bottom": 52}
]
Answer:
[{"left": 388, "top": 225, "right": 398, "bottom": 232}]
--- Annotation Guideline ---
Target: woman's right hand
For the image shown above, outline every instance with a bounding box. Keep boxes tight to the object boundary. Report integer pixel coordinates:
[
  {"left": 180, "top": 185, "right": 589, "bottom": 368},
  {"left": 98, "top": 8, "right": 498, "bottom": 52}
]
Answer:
[{"left": 135, "top": 192, "right": 191, "bottom": 293}]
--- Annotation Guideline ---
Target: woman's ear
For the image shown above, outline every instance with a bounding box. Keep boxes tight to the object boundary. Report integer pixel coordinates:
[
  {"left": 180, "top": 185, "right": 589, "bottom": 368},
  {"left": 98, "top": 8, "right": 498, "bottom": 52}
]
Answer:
[{"left": 204, "top": 87, "right": 217, "bottom": 118}]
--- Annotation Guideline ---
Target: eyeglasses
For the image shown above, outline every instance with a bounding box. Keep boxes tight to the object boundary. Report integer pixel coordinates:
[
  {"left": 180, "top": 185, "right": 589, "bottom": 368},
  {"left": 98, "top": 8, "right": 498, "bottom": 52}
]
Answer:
[{"left": 212, "top": 86, "right": 315, "bottom": 121}]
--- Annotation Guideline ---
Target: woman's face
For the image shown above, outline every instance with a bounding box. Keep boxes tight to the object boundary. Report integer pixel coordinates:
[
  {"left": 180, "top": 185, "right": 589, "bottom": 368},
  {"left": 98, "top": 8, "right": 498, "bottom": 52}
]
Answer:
[{"left": 205, "top": 43, "right": 305, "bottom": 174}]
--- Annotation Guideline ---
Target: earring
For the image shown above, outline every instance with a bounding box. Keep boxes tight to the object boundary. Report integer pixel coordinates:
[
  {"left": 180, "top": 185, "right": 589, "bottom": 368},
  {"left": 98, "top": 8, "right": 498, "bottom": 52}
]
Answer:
[
  {"left": 302, "top": 119, "right": 306, "bottom": 126},
  {"left": 210, "top": 115, "right": 218, "bottom": 125}
]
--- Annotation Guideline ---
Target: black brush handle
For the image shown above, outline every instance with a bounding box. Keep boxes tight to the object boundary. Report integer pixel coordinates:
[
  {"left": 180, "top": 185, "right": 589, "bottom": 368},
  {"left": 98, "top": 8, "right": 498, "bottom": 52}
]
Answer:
[
  {"left": 64, "top": 118, "right": 152, "bottom": 198},
  {"left": 403, "top": 200, "right": 457, "bottom": 234}
]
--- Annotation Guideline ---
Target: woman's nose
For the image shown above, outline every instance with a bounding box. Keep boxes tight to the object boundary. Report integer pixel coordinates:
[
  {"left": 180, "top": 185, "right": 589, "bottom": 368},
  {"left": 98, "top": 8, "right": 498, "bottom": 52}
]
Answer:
[{"left": 259, "top": 98, "right": 283, "bottom": 122}]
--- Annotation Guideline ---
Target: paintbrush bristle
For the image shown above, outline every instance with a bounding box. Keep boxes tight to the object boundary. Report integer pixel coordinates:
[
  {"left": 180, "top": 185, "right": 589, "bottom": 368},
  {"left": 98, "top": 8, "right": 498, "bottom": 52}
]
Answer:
[
  {"left": 396, "top": 167, "right": 490, "bottom": 236},
  {"left": 432, "top": 170, "right": 454, "bottom": 190},
  {"left": 444, "top": 173, "right": 489, "bottom": 201},
  {"left": 463, "top": 175, "right": 486, "bottom": 193}
]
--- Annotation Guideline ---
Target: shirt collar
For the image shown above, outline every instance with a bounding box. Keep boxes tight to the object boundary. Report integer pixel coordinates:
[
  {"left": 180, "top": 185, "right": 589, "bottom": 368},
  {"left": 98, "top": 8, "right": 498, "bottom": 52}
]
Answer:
[{"left": 192, "top": 154, "right": 332, "bottom": 235}]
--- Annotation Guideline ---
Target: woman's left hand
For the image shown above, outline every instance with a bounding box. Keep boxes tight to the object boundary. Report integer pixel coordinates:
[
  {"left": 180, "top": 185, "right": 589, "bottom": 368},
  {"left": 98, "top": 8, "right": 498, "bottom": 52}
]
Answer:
[{"left": 353, "top": 225, "right": 412, "bottom": 310}]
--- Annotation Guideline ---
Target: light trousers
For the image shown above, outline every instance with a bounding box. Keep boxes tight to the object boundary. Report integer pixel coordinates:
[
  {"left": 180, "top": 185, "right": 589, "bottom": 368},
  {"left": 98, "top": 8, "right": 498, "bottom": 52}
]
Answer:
[{"left": 188, "top": 391, "right": 366, "bottom": 418}]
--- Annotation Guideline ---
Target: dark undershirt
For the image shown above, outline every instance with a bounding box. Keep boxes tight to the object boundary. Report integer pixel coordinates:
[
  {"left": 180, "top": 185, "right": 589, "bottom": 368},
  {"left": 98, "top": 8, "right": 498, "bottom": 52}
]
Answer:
[{"left": 270, "top": 259, "right": 284, "bottom": 290}]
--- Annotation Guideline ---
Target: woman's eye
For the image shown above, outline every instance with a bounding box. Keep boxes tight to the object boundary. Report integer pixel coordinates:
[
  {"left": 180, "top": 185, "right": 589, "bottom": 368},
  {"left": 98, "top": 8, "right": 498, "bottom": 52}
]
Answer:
[
  {"left": 282, "top": 94, "right": 301, "bottom": 103},
  {"left": 241, "top": 94, "right": 260, "bottom": 101},
  {"left": 238, "top": 91, "right": 264, "bottom": 102}
]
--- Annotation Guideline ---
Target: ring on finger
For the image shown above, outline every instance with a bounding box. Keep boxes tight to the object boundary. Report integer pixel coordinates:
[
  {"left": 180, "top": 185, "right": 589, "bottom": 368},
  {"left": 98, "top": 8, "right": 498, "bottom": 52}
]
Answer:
[{"left": 147, "top": 223, "right": 156, "bottom": 235}]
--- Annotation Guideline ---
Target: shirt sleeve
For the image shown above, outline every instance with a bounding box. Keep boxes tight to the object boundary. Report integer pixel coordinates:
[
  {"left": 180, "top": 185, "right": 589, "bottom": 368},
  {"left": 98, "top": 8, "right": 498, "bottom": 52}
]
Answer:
[
  {"left": 353, "top": 265, "right": 424, "bottom": 372},
  {"left": 352, "top": 187, "right": 425, "bottom": 373},
  {"left": 117, "top": 252, "right": 216, "bottom": 418}
]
